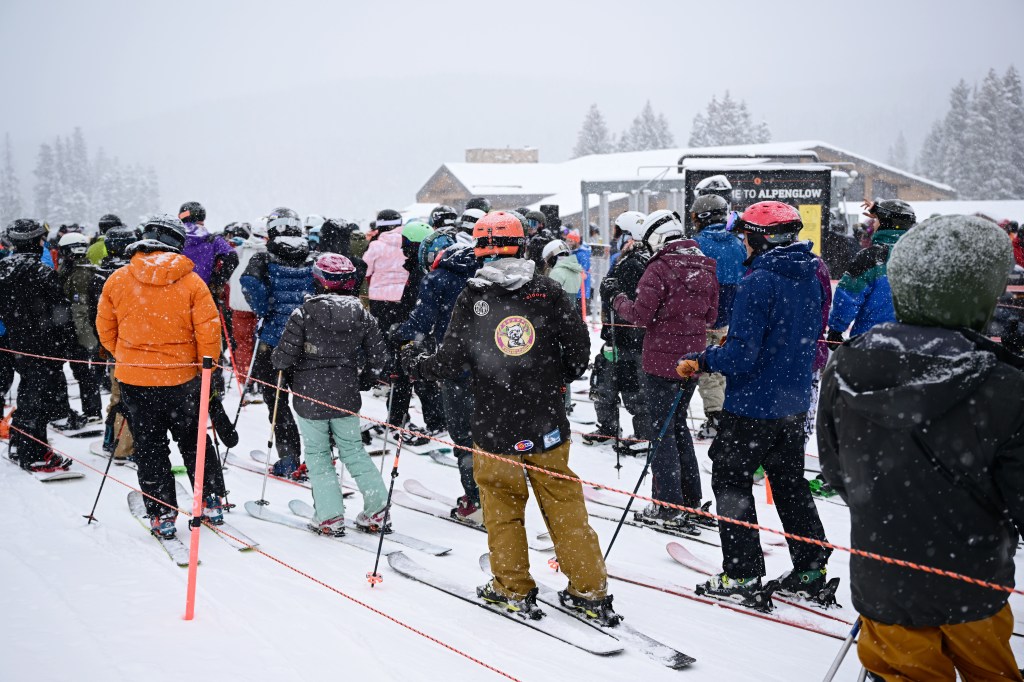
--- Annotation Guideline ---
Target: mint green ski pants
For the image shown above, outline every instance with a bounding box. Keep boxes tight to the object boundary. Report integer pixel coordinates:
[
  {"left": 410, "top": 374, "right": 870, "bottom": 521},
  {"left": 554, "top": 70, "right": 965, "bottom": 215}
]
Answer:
[{"left": 294, "top": 415, "right": 388, "bottom": 523}]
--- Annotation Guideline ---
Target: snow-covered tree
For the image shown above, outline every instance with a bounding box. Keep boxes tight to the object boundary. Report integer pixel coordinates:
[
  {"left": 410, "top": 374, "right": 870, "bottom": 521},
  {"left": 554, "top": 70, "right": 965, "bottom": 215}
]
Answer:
[
  {"left": 941, "top": 80, "right": 973, "bottom": 196},
  {"left": 572, "top": 104, "right": 614, "bottom": 158},
  {"left": 916, "top": 120, "right": 946, "bottom": 179},
  {"left": 687, "top": 91, "right": 771, "bottom": 147},
  {"left": 33, "top": 143, "right": 57, "bottom": 220},
  {"left": 0, "top": 133, "right": 23, "bottom": 227},
  {"left": 619, "top": 101, "right": 674, "bottom": 152},
  {"left": 1002, "top": 65, "right": 1024, "bottom": 198},
  {"left": 887, "top": 131, "right": 909, "bottom": 170}
]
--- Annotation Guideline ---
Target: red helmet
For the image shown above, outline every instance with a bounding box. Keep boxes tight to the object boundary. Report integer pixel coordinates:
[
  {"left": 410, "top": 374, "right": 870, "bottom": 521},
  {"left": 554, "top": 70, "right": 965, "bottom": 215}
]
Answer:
[
  {"left": 312, "top": 253, "right": 358, "bottom": 292},
  {"left": 733, "top": 201, "right": 802, "bottom": 243},
  {"left": 473, "top": 211, "right": 526, "bottom": 259}
]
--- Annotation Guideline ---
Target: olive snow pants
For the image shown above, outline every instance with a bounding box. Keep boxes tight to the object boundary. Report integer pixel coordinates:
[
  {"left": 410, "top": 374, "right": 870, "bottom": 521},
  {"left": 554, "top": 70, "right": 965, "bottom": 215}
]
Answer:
[
  {"left": 859, "top": 604, "right": 1023, "bottom": 681},
  {"left": 295, "top": 415, "right": 387, "bottom": 523},
  {"left": 475, "top": 440, "right": 608, "bottom": 600},
  {"left": 697, "top": 328, "right": 727, "bottom": 414}
]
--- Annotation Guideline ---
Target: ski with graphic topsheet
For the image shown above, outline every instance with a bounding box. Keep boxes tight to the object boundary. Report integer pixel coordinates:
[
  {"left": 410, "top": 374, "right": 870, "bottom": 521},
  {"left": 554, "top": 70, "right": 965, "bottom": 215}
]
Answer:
[
  {"left": 4, "top": 450, "right": 85, "bottom": 482},
  {"left": 127, "top": 490, "right": 191, "bottom": 567},
  {"left": 402, "top": 479, "right": 554, "bottom": 551},
  {"left": 478, "top": 553, "right": 695, "bottom": 669},
  {"left": 286, "top": 499, "right": 451, "bottom": 556},
  {"left": 173, "top": 482, "right": 259, "bottom": 551},
  {"left": 388, "top": 551, "right": 623, "bottom": 657},
  {"left": 243, "top": 501, "right": 410, "bottom": 556}
]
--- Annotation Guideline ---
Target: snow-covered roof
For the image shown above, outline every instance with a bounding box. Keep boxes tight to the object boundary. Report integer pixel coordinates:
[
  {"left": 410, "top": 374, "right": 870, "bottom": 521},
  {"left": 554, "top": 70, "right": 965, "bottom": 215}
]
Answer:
[{"left": 400, "top": 202, "right": 439, "bottom": 222}]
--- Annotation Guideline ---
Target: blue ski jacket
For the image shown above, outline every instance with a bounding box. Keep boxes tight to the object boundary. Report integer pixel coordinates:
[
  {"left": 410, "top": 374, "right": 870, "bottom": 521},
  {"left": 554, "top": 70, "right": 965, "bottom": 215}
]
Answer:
[
  {"left": 240, "top": 251, "right": 314, "bottom": 347},
  {"left": 694, "top": 223, "right": 747, "bottom": 328},
  {"left": 828, "top": 229, "right": 903, "bottom": 336},
  {"left": 396, "top": 245, "right": 479, "bottom": 346}
]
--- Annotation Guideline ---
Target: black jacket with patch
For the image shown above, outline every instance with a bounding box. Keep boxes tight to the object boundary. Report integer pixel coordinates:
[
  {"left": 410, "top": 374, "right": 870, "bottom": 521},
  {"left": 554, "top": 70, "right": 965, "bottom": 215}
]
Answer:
[{"left": 419, "top": 258, "right": 589, "bottom": 456}]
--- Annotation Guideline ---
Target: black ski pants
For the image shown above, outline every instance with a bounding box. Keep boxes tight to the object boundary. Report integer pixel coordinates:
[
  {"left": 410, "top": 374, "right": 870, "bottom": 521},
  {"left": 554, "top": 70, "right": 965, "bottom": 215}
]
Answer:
[
  {"left": 709, "top": 411, "right": 831, "bottom": 578},
  {"left": 643, "top": 373, "right": 701, "bottom": 507},
  {"left": 441, "top": 377, "right": 478, "bottom": 503},
  {"left": 120, "top": 378, "right": 227, "bottom": 518},
  {"left": 592, "top": 348, "right": 651, "bottom": 440},
  {"left": 252, "top": 342, "right": 302, "bottom": 463},
  {"left": 10, "top": 357, "right": 65, "bottom": 462},
  {"left": 68, "top": 348, "right": 102, "bottom": 418}
]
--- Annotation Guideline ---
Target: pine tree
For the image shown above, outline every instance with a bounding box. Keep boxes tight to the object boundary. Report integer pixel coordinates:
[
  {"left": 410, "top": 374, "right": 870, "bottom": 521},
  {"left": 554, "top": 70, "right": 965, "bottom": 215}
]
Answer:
[
  {"left": 572, "top": 104, "right": 614, "bottom": 158},
  {"left": 754, "top": 119, "right": 772, "bottom": 144},
  {"left": 33, "top": 143, "right": 57, "bottom": 220},
  {"left": 916, "top": 119, "right": 946, "bottom": 179},
  {"left": 965, "top": 69, "right": 1016, "bottom": 199},
  {"left": 887, "top": 131, "right": 909, "bottom": 170},
  {"left": 619, "top": 101, "right": 674, "bottom": 152},
  {"left": 65, "top": 127, "right": 91, "bottom": 224},
  {"left": 0, "top": 133, "right": 23, "bottom": 226},
  {"left": 688, "top": 111, "right": 710, "bottom": 147},
  {"left": 687, "top": 91, "right": 770, "bottom": 147},
  {"left": 942, "top": 80, "right": 972, "bottom": 195},
  {"left": 1002, "top": 65, "right": 1024, "bottom": 198}
]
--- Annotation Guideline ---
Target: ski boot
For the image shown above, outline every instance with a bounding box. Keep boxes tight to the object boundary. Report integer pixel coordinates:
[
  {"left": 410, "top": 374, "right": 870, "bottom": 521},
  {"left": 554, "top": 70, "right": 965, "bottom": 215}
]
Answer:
[
  {"left": 23, "top": 451, "right": 73, "bottom": 473},
  {"left": 688, "top": 500, "right": 718, "bottom": 530},
  {"left": 51, "top": 410, "right": 89, "bottom": 432},
  {"left": 696, "top": 573, "right": 775, "bottom": 612},
  {"left": 635, "top": 503, "right": 701, "bottom": 536},
  {"left": 312, "top": 515, "right": 346, "bottom": 537},
  {"left": 149, "top": 512, "right": 178, "bottom": 539},
  {"left": 558, "top": 590, "right": 623, "bottom": 627},
  {"left": 614, "top": 439, "right": 649, "bottom": 457},
  {"left": 290, "top": 463, "right": 309, "bottom": 482},
  {"left": 391, "top": 425, "right": 429, "bottom": 447},
  {"left": 770, "top": 568, "right": 840, "bottom": 609},
  {"left": 808, "top": 475, "right": 838, "bottom": 498},
  {"left": 477, "top": 581, "right": 545, "bottom": 620},
  {"left": 202, "top": 494, "right": 225, "bottom": 525},
  {"left": 355, "top": 508, "right": 392, "bottom": 534},
  {"left": 582, "top": 426, "right": 618, "bottom": 446},
  {"left": 696, "top": 411, "right": 720, "bottom": 440},
  {"left": 451, "top": 495, "right": 484, "bottom": 525},
  {"left": 84, "top": 413, "right": 103, "bottom": 425},
  {"left": 271, "top": 456, "right": 300, "bottom": 478},
  {"left": 371, "top": 384, "right": 390, "bottom": 399}
]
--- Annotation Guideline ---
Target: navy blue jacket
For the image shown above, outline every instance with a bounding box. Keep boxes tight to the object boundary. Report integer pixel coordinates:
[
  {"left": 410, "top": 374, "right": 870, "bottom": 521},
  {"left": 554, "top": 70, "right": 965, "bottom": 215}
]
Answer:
[
  {"left": 240, "top": 251, "right": 315, "bottom": 347},
  {"left": 396, "top": 246, "right": 478, "bottom": 346},
  {"left": 694, "top": 223, "right": 747, "bottom": 328},
  {"left": 703, "top": 241, "right": 823, "bottom": 419}
]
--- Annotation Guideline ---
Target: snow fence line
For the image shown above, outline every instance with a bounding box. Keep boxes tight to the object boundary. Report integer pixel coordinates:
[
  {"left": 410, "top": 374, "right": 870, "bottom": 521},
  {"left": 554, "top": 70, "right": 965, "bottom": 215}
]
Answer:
[{"left": 4, "top": 421, "right": 522, "bottom": 682}]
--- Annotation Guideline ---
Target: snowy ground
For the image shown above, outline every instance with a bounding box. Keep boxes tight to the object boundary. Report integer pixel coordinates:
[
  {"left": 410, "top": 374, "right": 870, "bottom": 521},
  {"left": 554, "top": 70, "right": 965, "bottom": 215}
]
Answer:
[{"left": 4, "top": 334, "right": 1024, "bottom": 682}]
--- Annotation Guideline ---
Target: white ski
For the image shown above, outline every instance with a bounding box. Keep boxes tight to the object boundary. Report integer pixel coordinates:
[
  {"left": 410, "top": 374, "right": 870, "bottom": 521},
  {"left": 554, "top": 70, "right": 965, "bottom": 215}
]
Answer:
[
  {"left": 287, "top": 499, "right": 451, "bottom": 556},
  {"left": 127, "top": 491, "right": 191, "bottom": 567}
]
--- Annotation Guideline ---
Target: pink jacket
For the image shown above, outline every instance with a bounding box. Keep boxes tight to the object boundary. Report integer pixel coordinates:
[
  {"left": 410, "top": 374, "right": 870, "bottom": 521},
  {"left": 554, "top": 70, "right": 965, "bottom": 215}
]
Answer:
[{"left": 363, "top": 229, "right": 409, "bottom": 302}]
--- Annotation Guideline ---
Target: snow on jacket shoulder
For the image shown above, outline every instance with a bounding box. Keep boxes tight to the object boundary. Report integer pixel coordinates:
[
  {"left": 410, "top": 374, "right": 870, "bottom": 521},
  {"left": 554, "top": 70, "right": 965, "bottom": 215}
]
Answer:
[
  {"left": 96, "top": 250, "right": 220, "bottom": 387},
  {"left": 703, "top": 241, "right": 822, "bottom": 419},
  {"left": 363, "top": 229, "right": 409, "bottom": 302},
  {"left": 613, "top": 239, "right": 717, "bottom": 379}
]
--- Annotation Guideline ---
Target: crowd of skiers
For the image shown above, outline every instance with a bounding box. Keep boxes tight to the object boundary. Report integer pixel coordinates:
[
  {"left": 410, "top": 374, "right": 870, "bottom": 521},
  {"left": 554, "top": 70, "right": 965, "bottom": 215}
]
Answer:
[{"left": 3, "top": 184, "right": 1024, "bottom": 679}]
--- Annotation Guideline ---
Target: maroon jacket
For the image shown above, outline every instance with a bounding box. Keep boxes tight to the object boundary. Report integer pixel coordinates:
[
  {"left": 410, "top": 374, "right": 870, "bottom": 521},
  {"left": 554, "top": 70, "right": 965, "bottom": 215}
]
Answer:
[{"left": 613, "top": 239, "right": 718, "bottom": 379}]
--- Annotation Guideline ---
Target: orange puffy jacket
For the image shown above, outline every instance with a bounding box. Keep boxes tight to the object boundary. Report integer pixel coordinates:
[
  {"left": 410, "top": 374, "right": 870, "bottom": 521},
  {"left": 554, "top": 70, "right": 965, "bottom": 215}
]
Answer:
[{"left": 96, "top": 250, "right": 221, "bottom": 387}]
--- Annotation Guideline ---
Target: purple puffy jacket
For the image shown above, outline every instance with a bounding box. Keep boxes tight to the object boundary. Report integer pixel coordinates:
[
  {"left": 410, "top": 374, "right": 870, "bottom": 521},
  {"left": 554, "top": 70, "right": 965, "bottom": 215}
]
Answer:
[{"left": 613, "top": 239, "right": 718, "bottom": 379}]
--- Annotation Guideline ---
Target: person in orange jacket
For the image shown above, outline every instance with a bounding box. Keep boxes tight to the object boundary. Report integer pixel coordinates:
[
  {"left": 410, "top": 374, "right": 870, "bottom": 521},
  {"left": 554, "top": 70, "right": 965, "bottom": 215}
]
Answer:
[{"left": 96, "top": 214, "right": 226, "bottom": 540}]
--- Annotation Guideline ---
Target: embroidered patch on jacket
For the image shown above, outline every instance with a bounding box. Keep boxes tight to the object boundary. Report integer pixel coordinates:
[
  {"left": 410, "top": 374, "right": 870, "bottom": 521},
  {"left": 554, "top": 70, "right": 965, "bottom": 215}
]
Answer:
[
  {"left": 473, "top": 300, "right": 490, "bottom": 317},
  {"left": 543, "top": 428, "right": 561, "bottom": 449},
  {"left": 514, "top": 440, "right": 533, "bottom": 452},
  {"left": 494, "top": 315, "right": 535, "bottom": 356}
]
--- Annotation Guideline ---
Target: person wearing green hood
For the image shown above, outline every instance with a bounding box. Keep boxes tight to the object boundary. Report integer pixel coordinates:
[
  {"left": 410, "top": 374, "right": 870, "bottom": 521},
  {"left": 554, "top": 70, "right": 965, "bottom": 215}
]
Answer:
[
  {"left": 818, "top": 215, "right": 1024, "bottom": 681},
  {"left": 826, "top": 199, "right": 916, "bottom": 343}
]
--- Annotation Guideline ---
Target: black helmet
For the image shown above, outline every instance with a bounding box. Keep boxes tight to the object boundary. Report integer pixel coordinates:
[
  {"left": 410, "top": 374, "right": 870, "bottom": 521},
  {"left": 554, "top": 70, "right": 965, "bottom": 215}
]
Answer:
[
  {"left": 178, "top": 201, "right": 206, "bottom": 224},
  {"left": 98, "top": 213, "right": 124, "bottom": 234},
  {"left": 869, "top": 199, "right": 915, "bottom": 230},
  {"left": 224, "top": 222, "right": 252, "bottom": 240},
  {"left": 375, "top": 208, "right": 403, "bottom": 232},
  {"left": 105, "top": 225, "right": 141, "bottom": 258},
  {"left": 691, "top": 194, "right": 730, "bottom": 227},
  {"left": 266, "top": 207, "right": 302, "bottom": 239},
  {"left": 428, "top": 205, "right": 458, "bottom": 230},
  {"left": 5, "top": 218, "right": 48, "bottom": 246},
  {"left": 141, "top": 214, "right": 187, "bottom": 253},
  {"left": 465, "top": 197, "right": 491, "bottom": 213}
]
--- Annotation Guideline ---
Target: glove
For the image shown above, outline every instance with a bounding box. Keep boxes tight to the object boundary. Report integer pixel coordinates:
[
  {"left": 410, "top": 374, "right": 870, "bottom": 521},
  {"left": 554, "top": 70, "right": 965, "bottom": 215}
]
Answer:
[
  {"left": 600, "top": 276, "right": 620, "bottom": 301},
  {"left": 676, "top": 352, "right": 705, "bottom": 379},
  {"left": 826, "top": 329, "right": 845, "bottom": 346},
  {"left": 399, "top": 343, "right": 425, "bottom": 382}
]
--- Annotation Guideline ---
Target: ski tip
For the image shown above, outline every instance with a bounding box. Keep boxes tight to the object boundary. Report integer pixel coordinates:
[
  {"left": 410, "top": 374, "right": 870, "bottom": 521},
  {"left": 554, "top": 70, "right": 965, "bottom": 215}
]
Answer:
[{"left": 478, "top": 553, "right": 492, "bottom": 574}]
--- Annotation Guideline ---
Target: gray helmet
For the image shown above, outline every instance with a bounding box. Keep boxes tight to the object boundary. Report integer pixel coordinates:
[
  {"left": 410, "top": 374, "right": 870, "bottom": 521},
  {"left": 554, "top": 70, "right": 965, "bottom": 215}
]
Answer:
[
  {"left": 691, "top": 194, "right": 730, "bottom": 226},
  {"left": 141, "top": 214, "right": 187, "bottom": 253}
]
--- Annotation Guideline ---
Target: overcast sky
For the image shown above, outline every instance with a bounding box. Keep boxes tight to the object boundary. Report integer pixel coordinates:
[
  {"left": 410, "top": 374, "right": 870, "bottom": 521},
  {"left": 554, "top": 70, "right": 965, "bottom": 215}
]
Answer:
[{"left": 1, "top": 0, "right": 1021, "bottom": 226}]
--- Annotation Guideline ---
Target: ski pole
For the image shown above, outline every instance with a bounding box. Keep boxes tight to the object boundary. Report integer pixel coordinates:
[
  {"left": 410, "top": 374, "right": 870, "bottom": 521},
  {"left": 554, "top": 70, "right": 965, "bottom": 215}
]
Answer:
[
  {"left": 256, "top": 370, "right": 284, "bottom": 507},
  {"left": 379, "top": 380, "right": 397, "bottom": 475},
  {"left": 218, "top": 307, "right": 241, "bottom": 398},
  {"left": 367, "top": 436, "right": 403, "bottom": 587},
  {"left": 610, "top": 308, "right": 621, "bottom": 479},
  {"left": 230, "top": 327, "right": 263, "bottom": 434},
  {"left": 821, "top": 617, "right": 861, "bottom": 682},
  {"left": 603, "top": 384, "right": 686, "bottom": 561},
  {"left": 83, "top": 417, "right": 127, "bottom": 524}
]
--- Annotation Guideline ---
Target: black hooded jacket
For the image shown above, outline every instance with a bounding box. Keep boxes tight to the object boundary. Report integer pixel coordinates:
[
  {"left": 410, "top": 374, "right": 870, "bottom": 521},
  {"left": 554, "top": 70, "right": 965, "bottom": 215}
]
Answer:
[
  {"left": 818, "top": 322, "right": 1024, "bottom": 627},
  {"left": 0, "top": 253, "right": 73, "bottom": 357}
]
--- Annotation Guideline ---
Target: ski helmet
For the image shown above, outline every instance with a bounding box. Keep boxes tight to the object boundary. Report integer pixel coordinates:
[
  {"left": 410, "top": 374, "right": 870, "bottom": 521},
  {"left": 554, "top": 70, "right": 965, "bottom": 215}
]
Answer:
[
  {"left": 867, "top": 199, "right": 916, "bottom": 230},
  {"left": 466, "top": 197, "right": 492, "bottom": 213},
  {"left": 402, "top": 219, "right": 433, "bottom": 244},
  {"left": 731, "top": 201, "right": 802, "bottom": 254},
  {"left": 473, "top": 211, "right": 526, "bottom": 259},
  {"left": 319, "top": 218, "right": 351, "bottom": 255},
  {"left": 457, "top": 208, "right": 486, "bottom": 235},
  {"left": 693, "top": 175, "right": 733, "bottom": 202},
  {"left": 889, "top": 214, "right": 1013, "bottom": 331},
  {"left": 224, "top": 222, "right": 252, "bottom": 241},
  {"left": 312, "top": 252, "right": 358, "bottom": 293},
  {"left": 640, "top": 210, "right": 685, "bottom": 253},
  {"left": 178, "top": 201, "right": 206, "bottom": 224},
  {"left": 691, "top": 194, "right": 731, "bottom": 227},
  {"left": 266, "top": 207, "right": 303, "bottom": 239},
  {"left": 524, "top": 210, "right": 547, "bottom": 236},
  {"left": 307, "top": 226, "right": 322, "bottom": 250},
  {"left": 105, "top": 225, "right": 141, "bottom": 258},
  {"left": 57, "top": 232, "right": 90, "bottom": 260},
  {"left": 541, "top": 239, "right": 570, "bottom": 268},
  {"left": 613, "top": 211, "right": 647, "bottom": 242},
  {"left": 375, "top": 208, "right": 403, "bottom": 233},
  {"left": 5, "top": 218, "right": 48, "bottom": 248},
  {"left": 141, "top": 214, "right": 188, "bottom": 253},
  {"left": 304, "top": 214, "right": 325, "bottom": 232},
  {"left": 98, "top": 213, "right": 124, "bottom": 234},
  {"left": 429, "top": 205, "right": 458, "bottom": 230},
  {"left": 418, "top": 230, "right": 455, "bottom": 273},
  {"left": 60, "top": 223, "right": 83, "bottom": 235}
]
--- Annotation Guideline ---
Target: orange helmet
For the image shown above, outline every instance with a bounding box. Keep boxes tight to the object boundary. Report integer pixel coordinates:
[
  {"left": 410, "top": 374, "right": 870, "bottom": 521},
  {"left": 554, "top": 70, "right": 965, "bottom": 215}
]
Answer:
[{"left": 473, "top": 211, "right": 526, "bottom": 259}]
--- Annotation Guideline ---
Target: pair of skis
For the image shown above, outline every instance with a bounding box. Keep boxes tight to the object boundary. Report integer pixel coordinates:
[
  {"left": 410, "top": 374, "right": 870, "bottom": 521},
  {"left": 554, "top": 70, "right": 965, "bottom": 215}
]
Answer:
[{"left": 3, "top": 448, "right": 84, "bottom": 482}]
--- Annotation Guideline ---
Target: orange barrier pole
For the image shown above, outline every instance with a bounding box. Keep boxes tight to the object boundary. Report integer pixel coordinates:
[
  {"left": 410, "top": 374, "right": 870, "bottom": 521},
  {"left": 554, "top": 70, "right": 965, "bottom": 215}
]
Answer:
[
  {"left": 580, "top": 274, "right": 587, "bottom": 321},
  {"left": 765, "top": 474, "right": 774, "bottom": 505},
  {"left": 184, "top": 356, "right": 214, "bottom": 621}
]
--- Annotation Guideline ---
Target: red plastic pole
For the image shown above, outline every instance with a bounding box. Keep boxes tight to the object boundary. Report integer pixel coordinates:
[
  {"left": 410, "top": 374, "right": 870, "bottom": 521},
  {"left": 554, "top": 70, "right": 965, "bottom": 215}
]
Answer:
[
  {"left": 579, "top": 274, "right": 587, "bottom": 321},
  {"left": 184, "top": 356, "right": 213, "bottom": 621},
  {"left": 765, "top": 475, "right": 774, "bottom": 506},
  {"left": 218, "top": 308, "right": 243, "bottom": 398}
]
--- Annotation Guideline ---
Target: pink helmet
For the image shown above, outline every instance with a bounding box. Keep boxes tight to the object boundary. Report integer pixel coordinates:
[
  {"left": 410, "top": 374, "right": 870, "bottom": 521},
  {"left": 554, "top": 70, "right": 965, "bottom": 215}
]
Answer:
[{"left": 312, "top": 253, "right": 357, "bottom": 292}]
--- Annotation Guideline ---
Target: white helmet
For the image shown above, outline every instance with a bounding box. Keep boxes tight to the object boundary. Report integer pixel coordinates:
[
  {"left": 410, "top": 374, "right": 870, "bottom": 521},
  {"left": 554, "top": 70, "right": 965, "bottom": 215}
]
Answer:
[
  {"left": 642, "top": 210, "right": 686, "bottom": 253},
  {"left": 457, "top": 208, "right": 486, "bottom": 234},
  {"left": 694, "top": 174, "right": 733, "bottom": 202},
  {"left": 613, "top": 211, "right": 647, "bottom": 241},
  {"left": 541, "top": 239, "right": 570, "bottom": 262},
  {"left": 304, "top": 214, "right": 325, "bottom": 232},
  {"left": 57, "top": 232, "right": 90, "bottom": 248}
]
